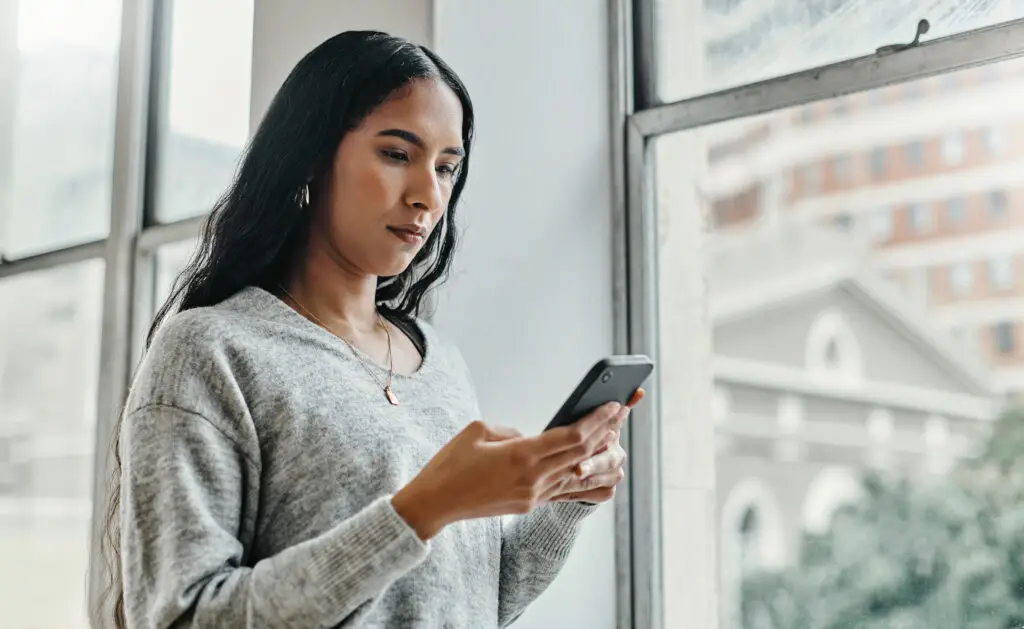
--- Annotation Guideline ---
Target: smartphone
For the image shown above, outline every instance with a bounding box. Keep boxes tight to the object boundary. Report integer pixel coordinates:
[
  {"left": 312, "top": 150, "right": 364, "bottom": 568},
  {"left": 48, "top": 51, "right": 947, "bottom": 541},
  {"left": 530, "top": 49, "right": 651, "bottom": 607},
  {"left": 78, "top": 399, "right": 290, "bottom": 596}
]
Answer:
[{"left": 543, "top": 355, "right": 654, "bottom": 431}]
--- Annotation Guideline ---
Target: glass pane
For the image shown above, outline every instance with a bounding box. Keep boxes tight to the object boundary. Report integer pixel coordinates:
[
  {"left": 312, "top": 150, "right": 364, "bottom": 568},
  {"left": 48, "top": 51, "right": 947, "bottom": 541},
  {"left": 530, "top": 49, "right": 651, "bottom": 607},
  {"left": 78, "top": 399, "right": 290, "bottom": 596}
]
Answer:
[
  {"left": 155, "top": 238, "right": 197, "bottom": 308},
  {"left": 152, "top": 0, "right": 253, "bottom": 222},
  {"left": 655, "top": 60, "right": 1019, "bottom": 627},
  {"left": 657, "top": 0, "right": 1024, "bottom": 102},
  {"left": 0, "top": 0, "right": 122, "bottom": 258},
  {"left": 0, "top": 260, "right": 104, "bottom": 629}
]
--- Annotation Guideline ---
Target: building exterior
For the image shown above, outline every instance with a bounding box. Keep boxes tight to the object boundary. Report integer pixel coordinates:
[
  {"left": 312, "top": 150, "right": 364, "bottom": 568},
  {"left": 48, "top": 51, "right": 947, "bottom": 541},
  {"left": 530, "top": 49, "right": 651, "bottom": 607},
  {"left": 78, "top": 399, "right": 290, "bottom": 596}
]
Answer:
[
  {"left": 708, "top": 225, "right": 998, "bottom": 628},
  {"left": 704, "top": 58, "right": 1024, "bottom": 397}
]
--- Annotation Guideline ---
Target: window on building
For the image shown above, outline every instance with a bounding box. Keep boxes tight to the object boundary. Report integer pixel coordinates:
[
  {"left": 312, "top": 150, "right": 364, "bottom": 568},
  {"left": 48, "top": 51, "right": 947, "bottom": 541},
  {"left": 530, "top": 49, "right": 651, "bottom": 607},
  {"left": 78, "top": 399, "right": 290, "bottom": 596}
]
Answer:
[
  {"left": 949, "top": 262, "right": 973, "bottom": 295},
  {"left": 869, "top": 208, "right": 893, "bottom": 243},
  {"left": 983, "top": 126, "right": 1008, "bottom": 155},
  {"left": 994, "top": 322, "right": 1016, "bottom": 355},
  {"left": 832, "top": 155, "right": 852, "bottom": 184},
  {"left": 941, "top": 132, "right": 966, "bottom": 165},
  {"left": 905, "top": 140, "right": 925, "bottom": 167},
  {"left": 909, "top": 203, "right": 932, "bottom": 233},
  {"left": 945, "top": 197, "right": 968, "bottom": 225},
  {"left": 869, "top": 147, "right": 888, "bottom": 178},
  {"left": 989, "top": 256, "right": 1015, "bottom": 291},
  {"left": 988, "top": 190, "right": 1009, "bottom": 217},
  {"left": 801, "top": 164, "right": 821, "bottom": 194}
]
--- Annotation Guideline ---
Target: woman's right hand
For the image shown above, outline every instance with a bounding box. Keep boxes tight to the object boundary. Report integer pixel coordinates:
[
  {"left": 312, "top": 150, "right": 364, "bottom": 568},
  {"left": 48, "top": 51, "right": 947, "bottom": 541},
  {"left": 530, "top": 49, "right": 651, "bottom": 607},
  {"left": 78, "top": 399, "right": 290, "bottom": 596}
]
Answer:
[{"left": 391, "top": 402, "right": 623, "bottom": 540}]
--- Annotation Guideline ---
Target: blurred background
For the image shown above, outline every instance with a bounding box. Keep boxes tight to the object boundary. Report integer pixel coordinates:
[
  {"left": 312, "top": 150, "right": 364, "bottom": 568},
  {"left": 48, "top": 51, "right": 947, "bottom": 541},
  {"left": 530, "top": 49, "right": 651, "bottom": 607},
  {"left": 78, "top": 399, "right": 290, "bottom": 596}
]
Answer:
[{"left": 5, "top": 1, "right": 1024, "bottom": 628}]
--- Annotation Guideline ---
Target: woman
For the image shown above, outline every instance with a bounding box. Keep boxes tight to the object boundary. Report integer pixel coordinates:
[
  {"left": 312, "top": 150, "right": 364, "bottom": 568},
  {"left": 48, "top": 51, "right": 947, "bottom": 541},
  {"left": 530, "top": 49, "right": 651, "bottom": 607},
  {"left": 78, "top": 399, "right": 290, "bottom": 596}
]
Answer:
[{"left": 98, "top": 30, "right": 641, "bottom": 629}]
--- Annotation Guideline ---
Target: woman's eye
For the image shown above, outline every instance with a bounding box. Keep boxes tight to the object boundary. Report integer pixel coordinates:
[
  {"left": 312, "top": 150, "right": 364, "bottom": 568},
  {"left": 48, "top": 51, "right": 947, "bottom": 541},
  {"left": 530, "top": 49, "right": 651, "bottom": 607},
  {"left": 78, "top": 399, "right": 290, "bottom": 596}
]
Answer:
[
  {"left": 383, "top": 150, "right": 409, "bottom": 162},
  {"left": 436, "top": 164, "right": 458, "bottom": 179}
]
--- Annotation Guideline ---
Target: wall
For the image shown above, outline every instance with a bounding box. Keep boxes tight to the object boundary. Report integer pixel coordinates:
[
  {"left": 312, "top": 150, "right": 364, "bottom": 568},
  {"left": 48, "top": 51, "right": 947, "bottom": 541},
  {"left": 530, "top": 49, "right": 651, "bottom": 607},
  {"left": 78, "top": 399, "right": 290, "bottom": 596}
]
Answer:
[
  {"left": 251, "top": 1, "right": 619, "bottom": 628},
  {"left": 430, "top": 2, "right": 616, "bottom": 627}
]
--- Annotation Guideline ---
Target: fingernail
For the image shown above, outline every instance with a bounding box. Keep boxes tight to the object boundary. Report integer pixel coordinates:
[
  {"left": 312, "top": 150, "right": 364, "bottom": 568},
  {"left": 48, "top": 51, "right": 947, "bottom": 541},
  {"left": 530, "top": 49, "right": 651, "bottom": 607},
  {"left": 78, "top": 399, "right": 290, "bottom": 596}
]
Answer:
[{"left": 579, "top": 461, "right": 592, "bottom": 478}]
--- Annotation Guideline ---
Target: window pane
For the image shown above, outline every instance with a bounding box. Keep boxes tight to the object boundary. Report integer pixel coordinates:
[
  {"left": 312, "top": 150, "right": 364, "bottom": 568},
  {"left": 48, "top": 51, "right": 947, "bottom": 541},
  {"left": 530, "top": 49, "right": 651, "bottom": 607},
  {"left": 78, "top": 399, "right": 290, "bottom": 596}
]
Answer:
[
  {"left": 0, "top": 0, "right": 122, "bottom": 258},
  {"left": 0, "top": 260, "right": 103, "bottom": 629},
  {"left": 155, "top": 239, "right": 197, "bottom": 308},
  {"left": 657, "top": 0, "right": 1024, "bottom": 101},
  {"left": 152, "top": 0, "right": 253, "bottom": 222},
  {"left": 654, "top": 59, "right": 1021, "bottom": 627}
]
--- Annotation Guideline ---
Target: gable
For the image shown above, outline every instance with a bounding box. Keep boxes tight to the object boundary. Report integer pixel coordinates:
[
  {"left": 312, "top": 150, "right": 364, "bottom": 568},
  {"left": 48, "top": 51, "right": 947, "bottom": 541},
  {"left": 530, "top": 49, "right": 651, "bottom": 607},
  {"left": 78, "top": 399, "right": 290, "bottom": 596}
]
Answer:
[{"left": 713, "top": 284, "right": 981, "bottom": 396}]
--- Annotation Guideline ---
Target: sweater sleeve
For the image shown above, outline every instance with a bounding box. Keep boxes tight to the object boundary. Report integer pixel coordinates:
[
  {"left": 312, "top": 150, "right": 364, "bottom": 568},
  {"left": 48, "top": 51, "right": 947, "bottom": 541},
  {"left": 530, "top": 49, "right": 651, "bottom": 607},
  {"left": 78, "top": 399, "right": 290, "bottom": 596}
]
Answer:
[
  {"left": 496, "top": 501, "right": 598, "bottom": 626},
  {"left": 120, "top": 404, "right": 430, "bottom": 629}
]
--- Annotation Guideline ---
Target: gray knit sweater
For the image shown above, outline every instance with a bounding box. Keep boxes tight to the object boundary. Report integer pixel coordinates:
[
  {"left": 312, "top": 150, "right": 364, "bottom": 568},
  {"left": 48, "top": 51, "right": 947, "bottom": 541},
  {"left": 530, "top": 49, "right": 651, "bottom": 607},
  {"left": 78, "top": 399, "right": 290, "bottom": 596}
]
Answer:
[{"left": 119, "top": 286, "right": 596, "bottom": 628}]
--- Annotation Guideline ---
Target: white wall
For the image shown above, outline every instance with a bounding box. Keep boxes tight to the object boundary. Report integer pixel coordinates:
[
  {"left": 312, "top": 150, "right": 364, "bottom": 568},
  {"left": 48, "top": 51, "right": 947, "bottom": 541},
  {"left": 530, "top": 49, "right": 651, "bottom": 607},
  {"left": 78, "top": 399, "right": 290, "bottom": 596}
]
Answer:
[
  {"left": 431, "top": 2, "right": 617, "bottom": 628},
  {"left": 251, "top": 1, "right": 619, "bottom": 628},
  {"left": 250, "top": 0, "right": 432, "bottom": 132}
]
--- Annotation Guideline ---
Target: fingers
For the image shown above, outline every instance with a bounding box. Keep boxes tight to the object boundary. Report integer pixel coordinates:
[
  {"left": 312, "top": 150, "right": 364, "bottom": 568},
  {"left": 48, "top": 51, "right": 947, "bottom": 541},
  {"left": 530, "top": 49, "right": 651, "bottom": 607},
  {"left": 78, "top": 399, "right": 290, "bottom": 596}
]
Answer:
[
  {"left": 537, "top": 426, "right": 617, "bottom": 478},
  {"left": 577, "top": 442, "right": 627, "bottom": 479},
  {"left": 548, "top": 469, "right": 625, "bottom": 504},
  {"left": 531, "top": 402, "right": 622, "bottom": 457}
]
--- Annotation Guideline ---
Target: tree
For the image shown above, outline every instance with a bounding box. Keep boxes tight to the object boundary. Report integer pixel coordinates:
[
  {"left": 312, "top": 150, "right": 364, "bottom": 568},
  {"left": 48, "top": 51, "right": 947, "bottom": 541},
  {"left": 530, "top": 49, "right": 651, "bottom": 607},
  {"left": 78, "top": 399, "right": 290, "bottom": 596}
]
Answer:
[{"left": 740, "top": 408, "right": 1024, "bottom": 629}]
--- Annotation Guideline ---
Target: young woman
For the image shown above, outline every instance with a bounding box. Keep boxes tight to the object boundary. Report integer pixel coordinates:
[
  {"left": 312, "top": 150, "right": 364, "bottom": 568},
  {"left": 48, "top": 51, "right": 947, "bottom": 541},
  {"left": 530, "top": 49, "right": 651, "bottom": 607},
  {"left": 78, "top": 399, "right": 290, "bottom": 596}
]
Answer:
[{"left": 98, "top": 30, "right": 641, "bottom": 628}]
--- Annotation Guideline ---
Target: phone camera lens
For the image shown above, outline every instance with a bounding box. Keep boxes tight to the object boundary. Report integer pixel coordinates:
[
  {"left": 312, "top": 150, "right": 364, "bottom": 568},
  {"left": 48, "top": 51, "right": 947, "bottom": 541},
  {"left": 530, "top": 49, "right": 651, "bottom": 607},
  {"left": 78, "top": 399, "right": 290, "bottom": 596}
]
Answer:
[{"left": 601, "top": 371, "right": 612, "bottom": 383}]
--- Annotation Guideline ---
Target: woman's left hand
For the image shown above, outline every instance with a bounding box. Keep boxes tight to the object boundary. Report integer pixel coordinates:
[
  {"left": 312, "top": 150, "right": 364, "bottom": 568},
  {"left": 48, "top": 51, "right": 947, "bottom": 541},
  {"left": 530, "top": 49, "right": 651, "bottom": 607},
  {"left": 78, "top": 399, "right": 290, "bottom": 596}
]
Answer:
[{"left": 544, "top": 388, "right": 645, "bottom": 505}]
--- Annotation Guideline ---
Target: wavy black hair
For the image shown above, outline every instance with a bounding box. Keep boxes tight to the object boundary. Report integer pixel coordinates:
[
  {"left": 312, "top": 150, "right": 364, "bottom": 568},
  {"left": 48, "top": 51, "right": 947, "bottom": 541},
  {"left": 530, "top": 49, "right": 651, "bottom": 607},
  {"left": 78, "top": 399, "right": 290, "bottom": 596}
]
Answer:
[{"left": 93, "top": 30, "right": 474, "bottom": 628}]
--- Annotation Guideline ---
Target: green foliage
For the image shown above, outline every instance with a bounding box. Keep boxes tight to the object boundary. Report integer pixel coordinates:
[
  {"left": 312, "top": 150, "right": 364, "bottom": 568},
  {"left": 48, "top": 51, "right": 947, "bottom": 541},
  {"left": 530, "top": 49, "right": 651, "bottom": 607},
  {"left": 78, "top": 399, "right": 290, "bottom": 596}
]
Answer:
[{"left": 740, "top": 408, "right": 1024, "bottom": 629}]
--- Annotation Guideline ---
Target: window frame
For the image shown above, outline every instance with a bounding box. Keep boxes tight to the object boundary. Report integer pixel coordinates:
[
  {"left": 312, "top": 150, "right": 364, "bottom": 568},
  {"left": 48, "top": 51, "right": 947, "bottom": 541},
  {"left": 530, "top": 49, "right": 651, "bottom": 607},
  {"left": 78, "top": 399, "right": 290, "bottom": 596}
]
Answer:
[
  {"left": 0, "top": 0, "right": 209, "bottom": 614},
  {"left": 615, "top": 5, "right": 1024, "bottom": 628}
]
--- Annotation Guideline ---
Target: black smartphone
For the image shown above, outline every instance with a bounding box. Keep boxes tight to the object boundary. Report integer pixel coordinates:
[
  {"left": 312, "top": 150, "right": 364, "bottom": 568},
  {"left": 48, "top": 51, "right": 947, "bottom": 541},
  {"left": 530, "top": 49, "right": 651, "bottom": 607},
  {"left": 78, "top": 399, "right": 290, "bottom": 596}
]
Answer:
[{"left": 543, "top": 355, "right": 655, "bottom": 431}]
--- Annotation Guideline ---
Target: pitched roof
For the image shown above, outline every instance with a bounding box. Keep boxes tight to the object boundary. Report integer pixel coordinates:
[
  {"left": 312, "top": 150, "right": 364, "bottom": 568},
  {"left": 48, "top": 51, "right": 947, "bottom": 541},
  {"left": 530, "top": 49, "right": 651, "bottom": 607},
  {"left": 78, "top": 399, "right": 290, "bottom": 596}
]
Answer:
[{"left": 707, "top": 222, "right": 993, "bottom": 396}]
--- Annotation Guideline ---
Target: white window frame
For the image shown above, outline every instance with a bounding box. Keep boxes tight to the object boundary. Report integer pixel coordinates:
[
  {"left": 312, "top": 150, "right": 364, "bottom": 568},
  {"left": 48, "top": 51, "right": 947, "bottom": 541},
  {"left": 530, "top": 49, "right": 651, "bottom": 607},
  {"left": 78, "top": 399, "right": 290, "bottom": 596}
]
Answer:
[{"left": 615, "top": 6, "right": 1024, "bottom": 627}]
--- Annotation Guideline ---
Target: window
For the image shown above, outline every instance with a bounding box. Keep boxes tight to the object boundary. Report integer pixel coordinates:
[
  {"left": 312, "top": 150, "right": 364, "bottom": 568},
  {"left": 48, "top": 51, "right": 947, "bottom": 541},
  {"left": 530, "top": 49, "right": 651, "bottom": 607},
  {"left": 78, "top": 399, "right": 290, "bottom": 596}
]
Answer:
[
  {"left": 994, "top": 322, "right": 1016, "bottom": 355},
  {"left": 990, "top": 256, "right": 1015, "bottom": 290},
  {"left": 988, "top": 190, "right": 1009, "bottom": 216},
  {"left": 1, "top": 261, "right": 104, "bottom": 629},
  {"left": 905, "top": 140, "right": 925, "bottom": 167},
  {"left": 909, "top": 203, "right": 932, "bottom": 233},
  {"left": 0, "top": 0, "right": 121, "bottom": 259},
  {"left": 945, "top": 197, "right": 968, "bottom": 225},
  {"left": 941, "top": 132, "right": 966, "bottom": 165},
  {"left": 869, "top": 147, "right": 888, "bottom": 178},
  {"left": 152, "top": 0, "right": 254, "bottom": 222},
  {"left": 983, "top": 126, "right": 1008, "bottom": 155},
  {"left": 832, "top": 155, "right": 852, "bottom": 184},
  {"left": 655, "top": 1, "right": 1024, "bottom": 100},
  {"left": 805, "top": 309, "right": 862, "bottom": 382},
  {"left": 800, "top": 164, "right": 821, "bottom": 194},
  {"left": 949, "top": 262, "right": 974, "bottom": 295},
  {"left": 155, "top": 239, "right": 198, "bottom": 309},
  {"left": 869, "top": 208, "right": 893, "bottom": 243},
  {"left": 650, "top": 56, "right": 1023, "bottom": 626}
]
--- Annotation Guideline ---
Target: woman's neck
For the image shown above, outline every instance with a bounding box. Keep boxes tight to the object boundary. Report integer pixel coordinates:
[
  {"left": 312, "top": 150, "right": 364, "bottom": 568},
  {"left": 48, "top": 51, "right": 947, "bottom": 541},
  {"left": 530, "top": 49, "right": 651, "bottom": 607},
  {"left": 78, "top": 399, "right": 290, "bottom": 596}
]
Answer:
[{"left": 284, "top": 255, "right": 380, "bottom": 334}]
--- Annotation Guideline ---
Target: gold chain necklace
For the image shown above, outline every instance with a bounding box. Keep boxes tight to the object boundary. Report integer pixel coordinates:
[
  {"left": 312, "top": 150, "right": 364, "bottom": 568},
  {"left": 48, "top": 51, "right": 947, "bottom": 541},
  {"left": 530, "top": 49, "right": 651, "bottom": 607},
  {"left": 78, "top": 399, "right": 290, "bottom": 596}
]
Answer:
[{"left": 277, "top": 284, "right": 399, "bottom": 405}]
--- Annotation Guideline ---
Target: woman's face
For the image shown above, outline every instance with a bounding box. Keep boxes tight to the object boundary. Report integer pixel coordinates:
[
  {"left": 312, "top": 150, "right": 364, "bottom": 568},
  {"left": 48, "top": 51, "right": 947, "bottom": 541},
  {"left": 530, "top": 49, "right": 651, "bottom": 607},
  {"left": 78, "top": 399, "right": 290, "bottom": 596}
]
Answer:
[{"left": 310, "top": 77, "right": 465, "bottom": 279}]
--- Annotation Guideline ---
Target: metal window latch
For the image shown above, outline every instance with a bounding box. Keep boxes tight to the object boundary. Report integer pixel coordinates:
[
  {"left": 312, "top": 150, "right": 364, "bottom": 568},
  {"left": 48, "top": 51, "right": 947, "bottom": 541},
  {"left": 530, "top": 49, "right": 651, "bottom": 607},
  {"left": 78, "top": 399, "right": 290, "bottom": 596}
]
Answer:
[{"left": 876, "top": 19, "right": 930, "bottom": 55}]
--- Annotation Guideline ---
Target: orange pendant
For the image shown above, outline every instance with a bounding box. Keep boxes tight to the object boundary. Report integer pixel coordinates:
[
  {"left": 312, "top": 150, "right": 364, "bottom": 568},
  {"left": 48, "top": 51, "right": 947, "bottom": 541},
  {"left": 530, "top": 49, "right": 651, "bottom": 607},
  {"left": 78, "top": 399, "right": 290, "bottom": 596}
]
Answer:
[{"left": 385, "top": 386, "right": 400, "bottom": 406}]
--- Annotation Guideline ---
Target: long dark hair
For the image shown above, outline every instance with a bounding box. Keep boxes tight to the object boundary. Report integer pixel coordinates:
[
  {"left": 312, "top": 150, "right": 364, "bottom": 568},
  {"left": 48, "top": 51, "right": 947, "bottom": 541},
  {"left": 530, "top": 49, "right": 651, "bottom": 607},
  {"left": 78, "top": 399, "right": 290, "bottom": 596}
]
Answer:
[{"left": 94, "top": 31, "right": 474, "bottom": 628}]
